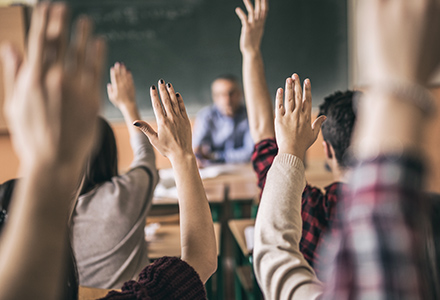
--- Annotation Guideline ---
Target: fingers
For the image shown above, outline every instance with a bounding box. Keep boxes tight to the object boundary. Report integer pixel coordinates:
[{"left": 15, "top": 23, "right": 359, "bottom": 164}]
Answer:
[
  {"left": 45, "top": 3, "right": 69, "bottom": 66},
  {"left": 235, "top": 7, "right": 248, "bottom": 26},
  {"left": 255, "top": 0, "right": 261, "bottom": 19},
  {"left": 284, "top": 77, "right": 295, "bottom": 113},
  {"left": 28, "top": 3, "right": 49, "bottom": 74},
  {"left": 0, "top": 44, "right": 22, "bottom": 101},
  {"left": 275, "top": 88, "right": 285, "bottom": 118},
  {"left": 302, "top": 78, "right": 312, "bottom": 115},
  {"left": 109, "top": 63, "right": 118, "bottom": 86},
  {"left": 312, "top": 115, "right": 327, "bottom": 139},
  {"left": 166, "top": 82, "right": 180, "bottom": 117},
  {"left": 70, "top": 16, "right": 93, "bottom": 72},
  {"left": 261, "top": 0, "right": 269, "bottom": 19},
  {"left": 106, "top": 83, "right": 113, "bottom": 98},
  {"left": 150, "top": 85, "right": 165, "bottom": 123},
  {"left": 90, "top": 38, "right": 106, "bottom": 87},
  {"left": 176, "top": 92, "right": 189, "bottom": 120},
  {"left": 243, "top": 0, "right": 254, "bottom": 23},
  {"left": 292, "top": 74, "right": 303, "bottom": 114},
  {"left": 158, "top": 79, "right": 175, "bottom": 116},
  {"left": 133, "top": 120, "right": 158, "bottom": 144}
]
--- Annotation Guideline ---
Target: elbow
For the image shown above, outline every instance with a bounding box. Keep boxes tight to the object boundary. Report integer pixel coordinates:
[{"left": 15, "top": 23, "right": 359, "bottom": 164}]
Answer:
[
  {"left": 199, "top": 251, "right": 218, "bottom": 284},
  {"left": 207, "top": 252, "right": 218, "bottom": 276}
]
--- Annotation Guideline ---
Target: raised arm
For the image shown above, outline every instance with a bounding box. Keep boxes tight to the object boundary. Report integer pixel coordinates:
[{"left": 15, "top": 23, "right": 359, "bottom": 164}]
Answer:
[
  {"left": 236, "top": 0, "right": 274, "bottom": 143},
  {"left": 107, "top": 62, "right": 141, "bottom": 138},
  {"left": 0, "top": 4, "right": 104, "bottom": 300},
  {"left": 322, "top": 1, "right": 440, "bottom": 298},
  {"left": 106, "top": 61, "right": 156, "bottom": 174},
  {"left": 134, "top": 80, "right": 217, "bottom": 283},
  {"left": 253, "top": 75, "right": 325, "bottom": 299}
]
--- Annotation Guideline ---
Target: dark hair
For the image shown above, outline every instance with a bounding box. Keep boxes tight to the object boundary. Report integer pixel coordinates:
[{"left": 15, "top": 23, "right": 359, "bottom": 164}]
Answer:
[
  {"left": 0, "top": 179, "right": 17, "bottom": 233},
  {"left": 318, "top": 90, "right": 360, "bottom": 168},
  {"left": 80, "top": 117, "right": 118, "bottom": 195}
]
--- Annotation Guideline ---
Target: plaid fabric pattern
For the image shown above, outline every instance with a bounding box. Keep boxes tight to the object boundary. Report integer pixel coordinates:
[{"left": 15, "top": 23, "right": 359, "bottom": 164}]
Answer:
[
  {"left": 323, "top": 155, "right": 426, "bottom": 300},
  {"left": 252, "top": 138, "right": 344, "bottom": 271}
]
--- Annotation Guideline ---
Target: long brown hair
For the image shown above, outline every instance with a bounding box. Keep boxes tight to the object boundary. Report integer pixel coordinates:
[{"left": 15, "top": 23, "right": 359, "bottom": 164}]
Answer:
[{"left": 80, "top": 117, "right": 118, "bottom": 195}]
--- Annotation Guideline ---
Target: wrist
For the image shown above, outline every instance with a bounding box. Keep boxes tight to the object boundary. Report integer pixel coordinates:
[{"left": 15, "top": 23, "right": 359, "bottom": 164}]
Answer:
[
  {"left": 352, "top": 91, "right": 428, "bottom": 159},
  {"left": 120, "top": 104, "right": 140, "bottom": 121},
  {"left": 19, "top": 159, "right": 84, "bottom": 201},
  {"left": 278, "top": 146, "right": 305, "bottom": 162},
  {"left": 168, "top": 152, "right": 197, "bottom": 167}
]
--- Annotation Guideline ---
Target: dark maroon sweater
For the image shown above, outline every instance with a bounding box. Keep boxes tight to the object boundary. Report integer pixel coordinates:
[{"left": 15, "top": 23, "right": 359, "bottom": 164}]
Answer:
[{"left": 99, "top": 256, "right": 206, "bottom": 300}]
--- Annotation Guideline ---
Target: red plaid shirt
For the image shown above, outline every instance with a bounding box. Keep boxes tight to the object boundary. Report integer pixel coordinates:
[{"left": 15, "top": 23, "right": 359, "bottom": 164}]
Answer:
[
  {"left": 322, "top": 155, "right": 429, "bottom": 299},
  {"left": 252, "top": 138, "right": 346, "bottom": 272}
]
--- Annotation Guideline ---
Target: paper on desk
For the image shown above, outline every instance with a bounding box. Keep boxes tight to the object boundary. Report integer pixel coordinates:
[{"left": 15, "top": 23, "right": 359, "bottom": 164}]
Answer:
[
  {"left": 199, "top": 164, "right": 248, "bottom": 179},
  {"left": 145, "top": 223, "right": 160, "bottom": 241},
  {"left": 154, "top": 164, "right": 247, "bottom": 199},
  {"left": 244, "top": 225, "right": 254, "bottom": 252}
]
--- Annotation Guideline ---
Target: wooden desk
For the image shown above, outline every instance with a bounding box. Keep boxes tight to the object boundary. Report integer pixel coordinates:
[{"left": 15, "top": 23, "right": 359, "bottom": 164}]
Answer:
[
  {"left": 78, "top": 286, "right": 114, "bottom": 300},
  {"left": 228, "top": 181, "right": 260, "bottom": 202},
  {"left": 152, "top": 181, "right": 225, "bottom": 205},
  {"left": 202, "top": 163, "right": 257, "bottom": 186},
  {"left": 147, "top": 222, "right": 221, "bottom": 259},
  {"left": 228, "top": 219, "right": 255, "bottom": 257}
]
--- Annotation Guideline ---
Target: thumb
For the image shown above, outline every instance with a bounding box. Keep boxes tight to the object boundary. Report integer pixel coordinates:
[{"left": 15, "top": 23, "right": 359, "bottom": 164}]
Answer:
[
  {"left": 235, "top": 7, "right": 248, "bottom": 26},
  {"left": 133, "top": 120, "right": 158, "bottom": 143},
  {"left": 1, "top": 43, "right": 22, "bottom": 101},
  {"left": 312, "top": 115, "right": 326, "bottom": 139}
]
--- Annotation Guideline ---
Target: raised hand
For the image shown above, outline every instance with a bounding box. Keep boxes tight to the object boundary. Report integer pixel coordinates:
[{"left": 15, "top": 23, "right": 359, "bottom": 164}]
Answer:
[
  {"left": 107, "top": 62, "right": 136, "bottom": 109},
  {"left": 1, "top": 3, "right": 105, "bottom": 168},
  {"left": 133, "top": 80, "right": 217, "bottom": 283},
  {"left": 236, "top": 0, "right": 268, "bottom": 54},
  {"left": 0, "top": 3, "right": 106, "bottom": 300},
  {"left": 134, "top": 80, "right": 192, "bottom": 162},
  {"left": 275, "top": 74, "right": 326, "bottom": 161}
]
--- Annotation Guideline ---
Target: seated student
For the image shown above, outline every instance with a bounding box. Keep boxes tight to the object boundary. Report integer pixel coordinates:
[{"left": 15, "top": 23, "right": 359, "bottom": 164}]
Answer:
[
  {"left": 0, "top": 3, "right": 216, "bottom": 300},
  {"left": 71, "top": 62, "right": 159, "bottom": 289},
  {"left": 192, "top": 74, "right": 254, "bottom": 166},
  {"left": 236, "top": 0, "right": 354, "bottom": 271},
  {"left": 252, "top": 0, "right": 440, "bottom": 299}
]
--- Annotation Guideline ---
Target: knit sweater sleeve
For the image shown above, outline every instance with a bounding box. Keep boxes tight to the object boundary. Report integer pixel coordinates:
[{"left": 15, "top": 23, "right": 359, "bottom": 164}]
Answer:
[
  {"left": 253, "top": 153, "right": 323, "bottom": 299},
  {"left": 99, "top": 256, "right": 207, "bottom": 300}
]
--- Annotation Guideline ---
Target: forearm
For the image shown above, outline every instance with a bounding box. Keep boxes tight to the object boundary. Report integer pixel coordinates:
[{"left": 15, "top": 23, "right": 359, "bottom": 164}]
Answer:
[
  {"left": 0, "top": 162, "right": 82, "bottom": 300},
  {"left": 242, "top": 50, "right": 275, "bottom": 142},
  {"left": 254, "top": 153, "right": 322, "bottom": 299},
  {"left": 170, "top": 154, "right": 217, "bottom": 283},
  {"left": 119, "top": 103, "right": 142, "bottom": 138}
]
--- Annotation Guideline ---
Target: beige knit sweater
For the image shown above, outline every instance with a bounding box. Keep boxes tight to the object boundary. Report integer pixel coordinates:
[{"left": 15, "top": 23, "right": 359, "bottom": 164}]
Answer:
[{"left": 253, "top": 153, "right": 324, "bottom": 299}]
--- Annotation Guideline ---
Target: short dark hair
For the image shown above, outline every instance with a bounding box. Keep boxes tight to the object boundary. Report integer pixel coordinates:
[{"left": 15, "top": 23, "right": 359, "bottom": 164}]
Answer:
[
  {"left": 318, "top": 90, "right": 360, "bottom": 168},
  {"left": 80, "top": 117, "right": 118, "bottom": 195}
]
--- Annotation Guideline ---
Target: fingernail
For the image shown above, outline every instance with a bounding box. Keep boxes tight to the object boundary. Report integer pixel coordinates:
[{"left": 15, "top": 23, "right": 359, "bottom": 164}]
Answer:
[
  {"left": 166, "top": 83, "right": 171, "bottom": 88},
  {"left": 133, "top": 122, "right": 141, "bottom": 127},
  {"left": 176, "top": 93, "right": 179, "bottom": 97},
  {"left": 159, "top": 79, "right": 164, "bottom": 84},
  {"left": 151, "top": 85, "right": 156, "bottom": 90}
]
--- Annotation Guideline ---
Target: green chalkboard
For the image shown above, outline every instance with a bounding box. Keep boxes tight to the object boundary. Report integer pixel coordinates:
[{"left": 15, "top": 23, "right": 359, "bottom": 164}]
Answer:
[{"left": 65, "top": 0, "right": 348, "bottom": 119}]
